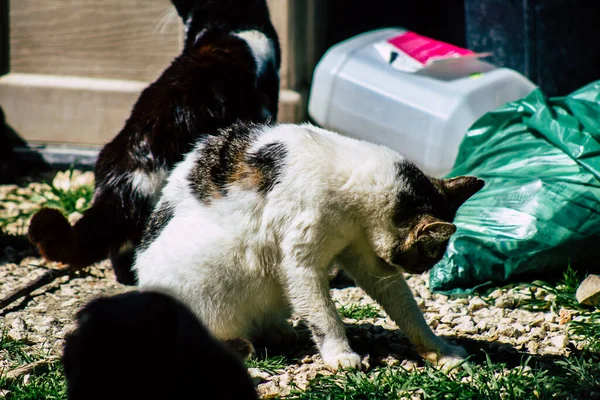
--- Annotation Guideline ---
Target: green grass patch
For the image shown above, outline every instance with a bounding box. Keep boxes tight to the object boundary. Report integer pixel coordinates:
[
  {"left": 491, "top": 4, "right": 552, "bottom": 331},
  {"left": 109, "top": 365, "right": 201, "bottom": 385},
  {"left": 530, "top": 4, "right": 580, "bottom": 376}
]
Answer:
[
  {"left": 286, "top": 352, "right": 600, "bottom": 400},
  {"left": 246, "top": 355, "right": 288, "bottom": 375},
  {"left": 338, "top": 304, "right": 382, "bottom": 320},
  {"left": 0, "top": 333, "right": 67, "bottom": 399},
  {"left": 569, "top": 311, "right": 600, "bottom": 353},
  {"left": 0, "top": 361, "right": 66, "bottom": 400},
  {"left": 0, "top": 334, "right": 36, "bottom": 368}
]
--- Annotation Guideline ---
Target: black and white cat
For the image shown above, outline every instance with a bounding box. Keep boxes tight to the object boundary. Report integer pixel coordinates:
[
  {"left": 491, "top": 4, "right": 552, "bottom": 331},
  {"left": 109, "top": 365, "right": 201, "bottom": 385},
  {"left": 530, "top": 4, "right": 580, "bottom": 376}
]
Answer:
[
  {"left": 134, "top": 122, "right": 484, "bottom": 370},
  {"left": 28, "top": 0, "right": 280, "bottom": 285},
  {"left": 62, "top": 291, "right": 258, "bottom": 400}
]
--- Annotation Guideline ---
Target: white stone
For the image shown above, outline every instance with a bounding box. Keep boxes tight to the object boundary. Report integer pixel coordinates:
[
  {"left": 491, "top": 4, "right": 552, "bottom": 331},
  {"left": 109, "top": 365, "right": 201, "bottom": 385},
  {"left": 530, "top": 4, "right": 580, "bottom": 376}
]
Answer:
[
  {"left": 550, "top": 335, "right": 569, "bottom": 349},
  {"left": 456, "top": 321, "right": 478, "bottom": 334},
  {"left": 495, "top": 297, "right": 515, "bottom": 309},
  {"left": 468, "top": 297, "right": 487, "bottom": 312},
  {"left": 475, "top": 320, "right": 489, "bottom": 331},
  {"left": 513, "top": 323, "right": 527, "bottom": 334},
  {"left": 543, "top": 346, "right": 562, "bottom": 355},
  {"left": 498, "top": 325, "right": 518, "bottom": 338},
  {"left": 516, "top": 336, "right": 530, "bottom": 346},
  {"left": 530, "top": 327, "right": 545, "bottom": 337}
]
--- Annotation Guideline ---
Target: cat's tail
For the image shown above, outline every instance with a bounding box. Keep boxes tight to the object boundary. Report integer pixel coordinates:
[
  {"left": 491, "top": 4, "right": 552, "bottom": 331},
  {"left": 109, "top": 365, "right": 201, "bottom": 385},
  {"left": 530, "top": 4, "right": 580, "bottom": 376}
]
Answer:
[{"left": 28, "top": 204, "right": 130, "bottom": 271}]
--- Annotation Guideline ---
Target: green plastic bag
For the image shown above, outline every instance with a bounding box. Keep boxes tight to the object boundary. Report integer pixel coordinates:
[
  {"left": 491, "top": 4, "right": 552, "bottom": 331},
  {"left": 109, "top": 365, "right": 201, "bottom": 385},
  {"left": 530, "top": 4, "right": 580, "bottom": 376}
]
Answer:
[{"left": 429, "top": 81, "right": 600, "bottom": 295}]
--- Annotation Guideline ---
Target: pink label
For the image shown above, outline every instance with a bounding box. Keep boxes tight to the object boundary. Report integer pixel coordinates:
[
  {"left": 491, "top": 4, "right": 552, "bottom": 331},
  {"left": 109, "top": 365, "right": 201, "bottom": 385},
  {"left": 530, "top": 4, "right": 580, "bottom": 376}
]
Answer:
[{"left": 387, "top": 31, "right": 474, "bottom": 65}]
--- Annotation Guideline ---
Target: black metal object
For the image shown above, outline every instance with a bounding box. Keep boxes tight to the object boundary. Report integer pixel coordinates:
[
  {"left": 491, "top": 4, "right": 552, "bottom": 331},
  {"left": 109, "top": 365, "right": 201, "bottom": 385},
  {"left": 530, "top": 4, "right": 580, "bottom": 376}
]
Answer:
[
  {"left": 324, "top": 0, "right": 466, "bottom": 52},
  {"left": 465, "top": 0, "right": 600, "bottom": 97}
]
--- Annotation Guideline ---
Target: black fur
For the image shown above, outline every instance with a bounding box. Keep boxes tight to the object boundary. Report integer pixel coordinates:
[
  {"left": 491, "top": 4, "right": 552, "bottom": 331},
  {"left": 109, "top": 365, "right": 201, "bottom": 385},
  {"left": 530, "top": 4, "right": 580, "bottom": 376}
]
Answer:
[
  {"left": 247, "top": 142, "right": 287, "bottom": 195},
  {"left": 27, "top": 0, "right": 280, "bottom": 285},
  {"left": 62, "top": 291, "right": 257, "bottom": 400},
  {"left": 394, "top": 161, "right": 449, "bottom": 220},
  {"left": 138, "top": 202, "right": 175, "bottom": 252}
]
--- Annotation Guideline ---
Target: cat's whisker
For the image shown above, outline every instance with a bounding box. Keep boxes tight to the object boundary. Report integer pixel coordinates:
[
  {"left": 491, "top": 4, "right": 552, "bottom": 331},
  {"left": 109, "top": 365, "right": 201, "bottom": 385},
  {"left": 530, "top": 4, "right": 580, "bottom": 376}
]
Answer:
[
  {"left": 378, "top": 273, "right": 402, "bottom": 292},
  {"left": 369, "top": 270, "right": 400, "bottom": 281},
  {"left": 154, "top": 5, "right": 179, "bottom": 35}
]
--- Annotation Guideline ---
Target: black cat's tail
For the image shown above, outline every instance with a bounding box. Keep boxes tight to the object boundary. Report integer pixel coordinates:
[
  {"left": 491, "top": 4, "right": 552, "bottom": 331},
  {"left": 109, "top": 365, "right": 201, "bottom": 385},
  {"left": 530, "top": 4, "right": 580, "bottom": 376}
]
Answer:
[{"left": 28, "top": 204, "right": 130, "bottom": 274}]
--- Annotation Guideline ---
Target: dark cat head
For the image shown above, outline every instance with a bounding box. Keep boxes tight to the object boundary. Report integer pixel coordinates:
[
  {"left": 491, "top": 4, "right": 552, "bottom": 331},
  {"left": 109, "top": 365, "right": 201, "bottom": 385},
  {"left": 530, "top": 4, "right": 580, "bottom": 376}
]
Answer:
[
  {"left": 170, "top": 0, "right": 281, "bottom": 121},
  {"left": 373, "top": 162, "right": 484, "bottom": 274},
  {"left": 62, "top": 291, "right": 257, "bottom": 400},
  {"left": 171, "top": 0, "right": 279, "bottom": 57}
]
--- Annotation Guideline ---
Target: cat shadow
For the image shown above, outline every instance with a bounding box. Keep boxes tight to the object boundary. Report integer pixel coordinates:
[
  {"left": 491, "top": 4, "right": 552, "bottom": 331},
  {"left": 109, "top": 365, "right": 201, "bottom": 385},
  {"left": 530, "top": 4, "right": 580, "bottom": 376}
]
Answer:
[
  {"left": 0, "top": 230, "right": 39, "bottom": 265},
  {"left": 254, "top": 320, "right": 581, "bottom": 375},
  {"left": 0, "top": 105, "right": 52, "bottom": 184}
]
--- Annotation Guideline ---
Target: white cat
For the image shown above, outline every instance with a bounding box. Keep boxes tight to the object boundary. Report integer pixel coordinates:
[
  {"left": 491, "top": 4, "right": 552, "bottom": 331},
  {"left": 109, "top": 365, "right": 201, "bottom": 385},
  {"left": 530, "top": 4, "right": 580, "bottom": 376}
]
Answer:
[{"left": 133, "top": 122, "right": 484, "bottom": 371}]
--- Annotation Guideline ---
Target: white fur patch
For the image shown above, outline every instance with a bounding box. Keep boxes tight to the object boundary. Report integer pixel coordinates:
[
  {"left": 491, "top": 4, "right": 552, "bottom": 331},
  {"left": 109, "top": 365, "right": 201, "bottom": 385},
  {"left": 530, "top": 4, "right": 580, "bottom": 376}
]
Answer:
[
  {"left": 130, "top": 168, "right": 168, "bottom": 200},
  {"left": 234, "top": 30, "right": 276, "bottom": 77}
]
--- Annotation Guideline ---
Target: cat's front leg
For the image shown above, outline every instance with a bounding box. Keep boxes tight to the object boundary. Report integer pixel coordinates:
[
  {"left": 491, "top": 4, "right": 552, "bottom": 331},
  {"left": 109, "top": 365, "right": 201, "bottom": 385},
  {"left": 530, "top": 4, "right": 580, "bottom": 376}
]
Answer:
[
  {"left": 338, "top": 251, "right": 467, "bottom": 369},
  {"left": 281, "top": 256, "right": 361, "bottom": 371}
]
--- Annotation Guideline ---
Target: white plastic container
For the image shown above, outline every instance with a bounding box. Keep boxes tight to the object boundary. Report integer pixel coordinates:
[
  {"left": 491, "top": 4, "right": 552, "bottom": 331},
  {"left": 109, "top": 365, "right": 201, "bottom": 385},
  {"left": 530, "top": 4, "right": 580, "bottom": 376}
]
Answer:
[{"left": 309, "top": 28, "right": 537, "bottom": 178}]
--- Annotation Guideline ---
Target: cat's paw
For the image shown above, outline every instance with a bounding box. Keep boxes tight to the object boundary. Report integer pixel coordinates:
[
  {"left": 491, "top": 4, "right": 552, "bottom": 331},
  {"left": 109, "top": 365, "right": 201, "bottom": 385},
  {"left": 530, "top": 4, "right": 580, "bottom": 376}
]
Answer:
[
  {"left": 322, "top": 351, "right": 362, "bottom": 372},
  {"left": 419, "top": 344, "right": 468, "bottom": 371}
]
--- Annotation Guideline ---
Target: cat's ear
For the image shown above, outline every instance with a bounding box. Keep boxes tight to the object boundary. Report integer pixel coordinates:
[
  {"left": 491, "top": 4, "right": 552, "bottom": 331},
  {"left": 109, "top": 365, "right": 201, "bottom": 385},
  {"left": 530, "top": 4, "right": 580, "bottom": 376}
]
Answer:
[
  {"left": 441, "top": 176, "right": 484, "bottom": 211},
  {"left": 416, "top": 221, "right": 456, "bottom": 257},
  {"left": 171, "top": 0, "right": 195, "bottom": 19},
  {"left": 417, "top": 221, "right": 456, "bottom": 242}
]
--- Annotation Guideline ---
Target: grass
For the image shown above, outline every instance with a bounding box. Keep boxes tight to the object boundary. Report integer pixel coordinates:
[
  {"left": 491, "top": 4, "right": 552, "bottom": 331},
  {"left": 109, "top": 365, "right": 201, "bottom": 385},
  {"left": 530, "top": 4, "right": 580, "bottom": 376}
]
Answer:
[
  {"left": 0, "top": 169, "right": 88, "bottom": 398},
  {"left": 338, "top": 304, "right": 382, "bottom": 320},
  {"left": 286, "top": 352, "right": 600, "bottom": 400},
  {"left": 0, "top": 333, "right": 67, "bottom": 399},
  {"left": 246, "top": 355, "right": 288, "bottom": 375},
  {"left": 1, "top": 333, "right": 36, "bottom": 367},
  {"left": 0, "top": 362, "right": 66, "bottom": 400},
  {"left": 568, "top": 311, "right": 600, "bottom": 353}
]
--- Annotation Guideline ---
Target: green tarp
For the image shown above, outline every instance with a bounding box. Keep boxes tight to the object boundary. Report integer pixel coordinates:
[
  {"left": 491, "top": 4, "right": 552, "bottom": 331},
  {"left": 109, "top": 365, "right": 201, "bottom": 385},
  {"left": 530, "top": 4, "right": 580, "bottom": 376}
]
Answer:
[{"left": 430, "top": 81, "right": 600, "bottom": 295}]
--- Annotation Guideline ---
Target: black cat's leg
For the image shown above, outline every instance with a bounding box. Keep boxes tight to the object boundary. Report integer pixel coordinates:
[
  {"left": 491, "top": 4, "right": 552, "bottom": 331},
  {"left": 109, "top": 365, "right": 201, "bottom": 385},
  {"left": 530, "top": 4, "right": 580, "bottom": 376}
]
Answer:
[{"left": 109, "top": 244, "right": 138, "bottom": 286}]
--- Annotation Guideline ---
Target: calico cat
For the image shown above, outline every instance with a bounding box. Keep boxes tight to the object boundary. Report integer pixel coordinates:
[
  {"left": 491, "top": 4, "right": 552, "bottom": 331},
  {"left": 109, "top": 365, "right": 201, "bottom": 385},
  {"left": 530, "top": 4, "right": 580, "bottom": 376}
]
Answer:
[
  {"left": 27, "top": 0, "right": 280, "bottom": 285},
  {"left": 62, "top": 291, "right": 258, "bottom": 400},
  {"left": 134, "top": 122, "right": 484, "bottom": 370}
]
